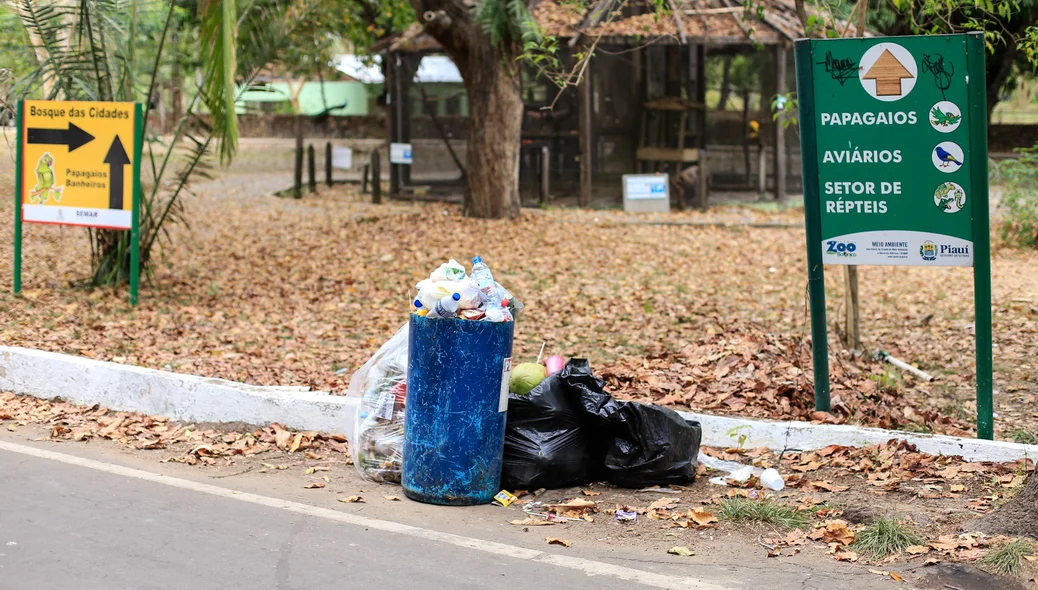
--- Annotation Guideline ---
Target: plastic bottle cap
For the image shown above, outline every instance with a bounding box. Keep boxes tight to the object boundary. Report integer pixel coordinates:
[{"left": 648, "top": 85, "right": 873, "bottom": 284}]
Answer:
[
  {"left": 413, "top": 299, "right": 423, "bottom": 308},
  {"left": 451, "top": 293, "right": 461, "bottom": 301},
  {"left": 472, "top": 256, "right": 482, "bottom": 264}
]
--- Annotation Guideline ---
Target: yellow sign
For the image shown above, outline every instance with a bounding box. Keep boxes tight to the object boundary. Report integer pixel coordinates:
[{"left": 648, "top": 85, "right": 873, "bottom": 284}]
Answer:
[{"left": 20, "top": 100, "right": 137, "bottom": 229}]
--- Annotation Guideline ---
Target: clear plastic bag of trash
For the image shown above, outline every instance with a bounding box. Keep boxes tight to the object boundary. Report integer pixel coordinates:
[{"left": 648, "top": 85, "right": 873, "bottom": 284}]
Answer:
[{"left": 348, "top": 324, "right": 409, "bottom": 483}]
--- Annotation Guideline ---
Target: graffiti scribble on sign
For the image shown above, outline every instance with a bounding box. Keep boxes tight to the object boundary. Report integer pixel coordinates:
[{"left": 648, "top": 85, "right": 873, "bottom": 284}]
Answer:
[
  {"left": 818, "top": 51, "right": 858, "bottom": 86},
  {"left": 921, "top": 53, "right": 954, "bottom": 100}
]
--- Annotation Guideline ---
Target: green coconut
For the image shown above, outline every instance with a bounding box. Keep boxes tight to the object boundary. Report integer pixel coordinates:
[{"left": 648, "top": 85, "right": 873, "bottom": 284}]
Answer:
[{"left": 510, "top": 362, "right": 547, "bottom": 395}]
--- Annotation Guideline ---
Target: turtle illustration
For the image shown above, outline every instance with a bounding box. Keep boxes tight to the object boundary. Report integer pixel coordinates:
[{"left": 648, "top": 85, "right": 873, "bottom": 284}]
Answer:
[
  {"left": 28, "top": 152, "right": 64, "bottom": 204},
  {"left": 930, "top": 105, "right": 962, "bottom": 127}
]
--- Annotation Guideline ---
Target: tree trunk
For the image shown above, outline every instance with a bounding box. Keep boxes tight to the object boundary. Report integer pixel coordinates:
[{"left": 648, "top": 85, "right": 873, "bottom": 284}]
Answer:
[
  {"left": 987, "top": 42, "right": 1018, "bottom": 122},
  {"left": 462, "top": 57, "right": 523, "bottom": 218},
  {"left": 842, "top": 265, "right": 861, "bottom": 350},
  {"left": 718, "top": 56, "right": 734, "bottom": 110},
  {"left": 414, "top": 1, "right": 524, "bottom": 219},
  {"left": 973, "top": 470, "right": 1038, "bottom": 536}
]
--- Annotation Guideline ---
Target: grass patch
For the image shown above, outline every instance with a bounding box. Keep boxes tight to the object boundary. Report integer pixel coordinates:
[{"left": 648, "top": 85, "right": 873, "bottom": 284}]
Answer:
[
  {"left": 1010, "top": 429, "right": 1038, "bottom": 445},
  {"left": 717, "top": 497, "right": 810, "bottom": 529},
  {"left": 982, "top": 539, "right": 1033, "bottom": 576},
  {"left": 852, "top": 517, "right": 924, "bottom": 560}
]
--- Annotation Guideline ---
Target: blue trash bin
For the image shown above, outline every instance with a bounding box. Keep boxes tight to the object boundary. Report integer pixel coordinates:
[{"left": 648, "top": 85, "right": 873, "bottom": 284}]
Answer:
[{"left": 402, "top": 313, "right": 514, "bottom": 505}]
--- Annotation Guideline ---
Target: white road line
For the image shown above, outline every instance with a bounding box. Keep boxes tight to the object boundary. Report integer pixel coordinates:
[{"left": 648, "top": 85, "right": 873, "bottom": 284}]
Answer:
[{"left": 0, "top": 440, "right": 727, "bottom": 590}]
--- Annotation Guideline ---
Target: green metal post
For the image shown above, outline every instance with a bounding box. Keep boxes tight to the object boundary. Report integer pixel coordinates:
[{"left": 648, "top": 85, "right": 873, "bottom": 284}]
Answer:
[
  {"left": 794, "top": 39, "right": 830, "bottom": 412},
  {"left": 967, "top": 33, "right": 993, "bottom": 439},
  {"left": 13, "top": 101, "right": 23, "bottom": 294},
  {"left": 130, "top": 103, "right": 143, "bottom": 306}
]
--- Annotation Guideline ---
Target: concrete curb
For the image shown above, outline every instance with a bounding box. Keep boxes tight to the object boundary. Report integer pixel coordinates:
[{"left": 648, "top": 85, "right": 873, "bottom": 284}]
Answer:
[
  {"left": 3, "top": 346, "right": 1036, "bottom": 463},
  {"left": 0, "top": 347, "right": 355, "bottom": 438}
]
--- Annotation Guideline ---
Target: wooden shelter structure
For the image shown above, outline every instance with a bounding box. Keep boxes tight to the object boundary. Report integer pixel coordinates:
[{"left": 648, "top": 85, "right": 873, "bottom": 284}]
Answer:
[{"left": 375, "top": 0, "right": 864, "bottom": 208}]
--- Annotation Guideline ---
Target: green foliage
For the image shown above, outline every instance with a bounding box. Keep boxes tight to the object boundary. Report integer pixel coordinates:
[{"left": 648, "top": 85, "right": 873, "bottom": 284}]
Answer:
[
  {"left": 477, "top": 0, "right": 539, "bottom": 49},
  {"left": 982, "top": 538, "right": 1033, "bottom": 576},
  {"left": 991, "top": 145, "right": 1038, "bottom": 248},
  {"left": 0, "top": 7, "right": 36, "bottom": 89},
  {"left": 8, "top": 0, "right": 309, "bottom": 287},
  {"left": 852, "top": 517, "right": 924, "bottom": 560},
  {"left": 199, "top": 0, "right": 238, "bottom": 164},
  {"left": 717, "top": 497, "right": 811, "bottom": 529},
  {"left": 1010, "top": 429, "right": 1038, "bottom": 444}
]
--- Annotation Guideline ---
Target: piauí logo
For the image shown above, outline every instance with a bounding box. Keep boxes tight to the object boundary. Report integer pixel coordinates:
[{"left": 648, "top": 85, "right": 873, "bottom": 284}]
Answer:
[{"left": 920, "top": 241, "right": 937, "bottom": 261}]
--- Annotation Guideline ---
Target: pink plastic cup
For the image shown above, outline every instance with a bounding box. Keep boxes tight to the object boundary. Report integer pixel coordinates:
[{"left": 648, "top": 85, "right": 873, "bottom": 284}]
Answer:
[{"left": 545, "top": 355, "right": 565, "bottom": 375}]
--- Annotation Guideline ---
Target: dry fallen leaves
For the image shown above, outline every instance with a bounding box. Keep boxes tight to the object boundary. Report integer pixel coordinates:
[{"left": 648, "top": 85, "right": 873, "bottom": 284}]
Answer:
[
  {"left": 383, "top": 495, "right": 401, "bottom": 501},
  {"left": 303, "top": 482, "right": 325, "bottom": 489},
  {"left": 668, "top": 546, "right": 695, "bottom": 557},
  {"left": 689, "top": 508, "right": 719, "bottom": 527},
  {"left": 338, "top": 495, "right": 364, "bottom": 503},
  {"left": 510, "top": 517, "right": 555, "bottom": 527},
  {"left": 545, "top": 538, "right": 571, "bottom": 548},
  {"left": 820, "top": 520, "right": 855, "bottom": 546},
  {"left": 548, "top": 498, "right": 598, "bottom": 519}
]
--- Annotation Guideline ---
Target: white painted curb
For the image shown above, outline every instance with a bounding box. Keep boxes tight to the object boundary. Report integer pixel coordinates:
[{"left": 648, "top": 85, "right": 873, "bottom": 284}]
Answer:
[
  {"left": 681, "top": 411, "right": 1038, "bottom": 463},
  {"left": 2, "top": 346, "right": 1036, "bottom": 463},
  {"left": 0, "top": 346, "right": 356, "bottom": 440}
]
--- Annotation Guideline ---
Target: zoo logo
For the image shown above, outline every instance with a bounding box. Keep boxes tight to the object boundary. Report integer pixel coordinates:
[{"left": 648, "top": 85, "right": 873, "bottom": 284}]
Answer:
[
  {"left": 825, "top": 241, "right": 857, "bottom": 257},
  {"left": 919, "top": 241, "right": 937, "bottom": 261}
]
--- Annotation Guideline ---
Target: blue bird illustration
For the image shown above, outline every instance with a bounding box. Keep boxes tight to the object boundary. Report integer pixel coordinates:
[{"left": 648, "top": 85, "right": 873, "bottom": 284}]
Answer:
[{"left": 935, "top": 146, "right": 962, "bottom": 168}]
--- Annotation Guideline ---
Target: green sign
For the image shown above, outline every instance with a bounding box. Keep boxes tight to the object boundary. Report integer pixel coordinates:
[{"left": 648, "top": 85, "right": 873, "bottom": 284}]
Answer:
[
  {"left": 806, "top": 35, "right": 977, "bottom": 266},
  {"left": 795, "top": 33, "right": 993, "bottom": 438}
]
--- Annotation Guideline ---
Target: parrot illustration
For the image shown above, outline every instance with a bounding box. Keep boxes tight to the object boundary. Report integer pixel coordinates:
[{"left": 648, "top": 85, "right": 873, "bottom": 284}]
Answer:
[
  {"left": 29, "top": 152, "right": 64, "bottom": 204},
  {"left": 934, "top": 146, "right": 962, "bottom": 168},
  {"left": 930, "top": 105, "right": 961, "bottom": 127}
]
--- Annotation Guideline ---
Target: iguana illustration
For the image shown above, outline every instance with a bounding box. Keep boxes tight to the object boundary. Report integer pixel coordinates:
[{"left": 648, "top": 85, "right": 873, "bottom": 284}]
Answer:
[
  {"left": 930, "top": 105, "right": 962, "bottom": 127},
  {"left": 28, "top": 152, "right": 64, "bottom": 204}
]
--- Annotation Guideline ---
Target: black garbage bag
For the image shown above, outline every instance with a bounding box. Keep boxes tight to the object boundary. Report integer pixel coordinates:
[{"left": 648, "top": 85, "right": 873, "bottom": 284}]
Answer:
[
  {"left": 500, "top": 371, "right": 592, "bottom": 490},
  {"left": 501, "top": 359, "right": 702, "bottom": 490}
]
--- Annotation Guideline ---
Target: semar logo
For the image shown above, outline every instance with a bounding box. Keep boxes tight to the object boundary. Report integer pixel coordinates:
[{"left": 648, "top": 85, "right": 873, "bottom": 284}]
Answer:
[
  {"left": 825, "top": 240, "right": 857, "bottom": 257},
  {"left": 919, "top": 241, "right": 937, "bottom": 261}
]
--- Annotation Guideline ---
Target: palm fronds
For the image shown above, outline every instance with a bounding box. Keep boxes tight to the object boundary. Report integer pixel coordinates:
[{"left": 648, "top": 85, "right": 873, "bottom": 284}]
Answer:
[{"left": 198, "top": 0, "right": 238, "bottom": 164}]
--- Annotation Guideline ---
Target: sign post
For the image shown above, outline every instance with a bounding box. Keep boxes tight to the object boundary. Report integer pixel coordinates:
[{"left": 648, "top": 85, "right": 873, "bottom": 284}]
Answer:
[
  {"left": 795, "top": 33, "right": 992, "bottom": 438},
  {"left": 13, "top": 100, "right": 143, "bottom": 304}
]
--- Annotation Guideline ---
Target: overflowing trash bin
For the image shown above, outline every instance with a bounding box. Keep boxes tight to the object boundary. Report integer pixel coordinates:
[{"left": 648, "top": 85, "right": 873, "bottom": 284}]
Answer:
[
  {"left": 347, "top": 256, "right": 701, "bottom": 501},
  {"left": 403, "top": 313, "right": 514, "bottom": 505}
]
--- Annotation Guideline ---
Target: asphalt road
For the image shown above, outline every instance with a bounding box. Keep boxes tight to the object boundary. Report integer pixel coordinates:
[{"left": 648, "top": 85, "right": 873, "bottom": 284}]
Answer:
[
  {"left": 0, "top": 434, "right": 903, "bottom": 590},
  {"left": 0, "top": 444, "right": 702, "bottom": 590}
]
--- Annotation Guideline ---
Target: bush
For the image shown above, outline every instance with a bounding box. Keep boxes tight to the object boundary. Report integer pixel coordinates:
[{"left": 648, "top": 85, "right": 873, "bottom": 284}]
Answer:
[{"left": 993, "top": 147, "right": 1038, "bottom": 249}]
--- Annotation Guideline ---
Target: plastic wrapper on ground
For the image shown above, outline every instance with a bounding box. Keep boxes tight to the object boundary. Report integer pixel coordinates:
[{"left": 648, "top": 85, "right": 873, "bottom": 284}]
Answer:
[{"left": 347, "top": 324, "right": 409, "bottom": 483}]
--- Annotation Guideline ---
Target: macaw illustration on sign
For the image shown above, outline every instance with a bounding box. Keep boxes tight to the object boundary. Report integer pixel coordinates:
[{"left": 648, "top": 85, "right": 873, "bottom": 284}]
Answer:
[{"left": 28, "top": 151, "right": 65, "bottom": 204}]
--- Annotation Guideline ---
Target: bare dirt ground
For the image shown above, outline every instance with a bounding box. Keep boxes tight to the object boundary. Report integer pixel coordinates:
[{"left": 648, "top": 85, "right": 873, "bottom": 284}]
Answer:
[{"left": 1, "top": 134, "right": 1036, "bottom": 439}]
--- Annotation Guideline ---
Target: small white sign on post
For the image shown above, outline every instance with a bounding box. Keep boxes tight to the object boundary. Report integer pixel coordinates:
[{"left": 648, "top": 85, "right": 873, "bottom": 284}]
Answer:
[
  {"left": 331, "top": 146, "right": 353, "bottom": 170},
  {"left": 390, "top": 143, "right": 413, "bottom": 165},
  {"left": 622, "top": 173, "right": 670, "bottom": 213}
]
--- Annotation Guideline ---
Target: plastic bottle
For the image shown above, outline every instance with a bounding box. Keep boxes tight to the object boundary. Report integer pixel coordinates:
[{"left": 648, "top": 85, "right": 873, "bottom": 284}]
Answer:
[
  {"left": 412, "top": 299, "right": 429, "bottom": 317},
  {"left": 471, "top": 256, "right": 495, "bottom": 292},
  {"left": 471, "top": 256, "right": 504, "bottom": 306},
  {"left": 432, "top": 293, "right": 461, "bottom": 319}
]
